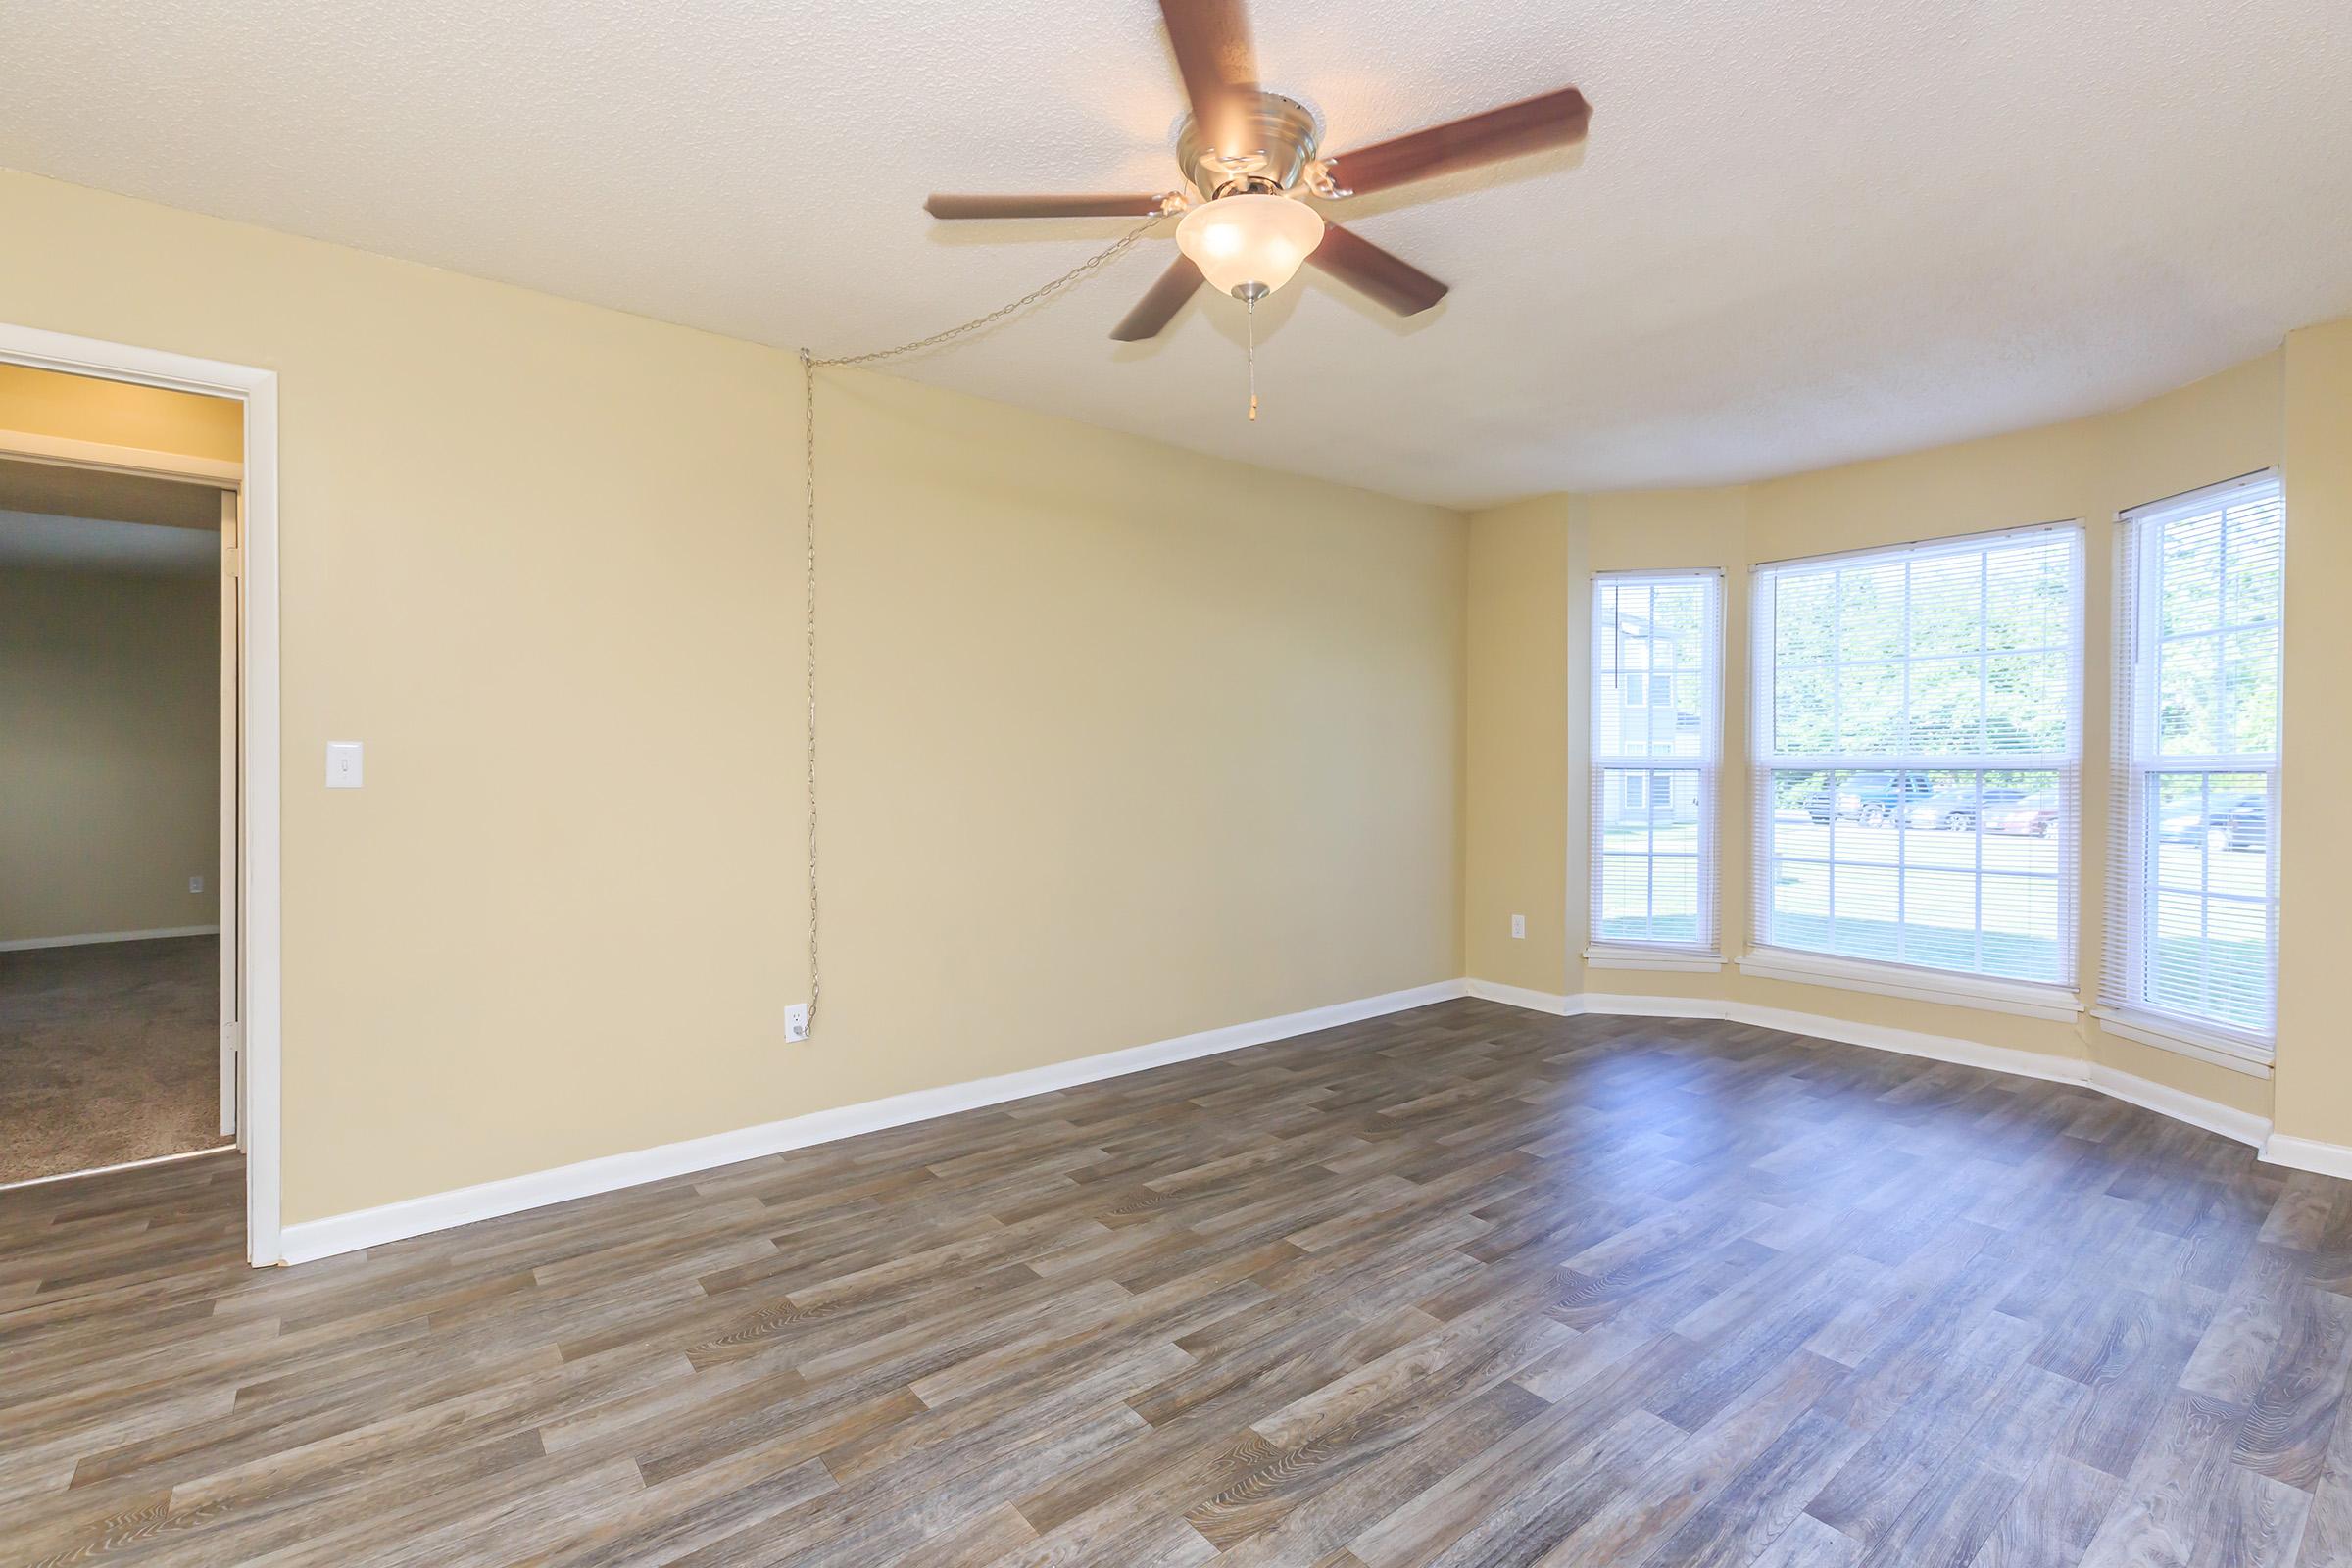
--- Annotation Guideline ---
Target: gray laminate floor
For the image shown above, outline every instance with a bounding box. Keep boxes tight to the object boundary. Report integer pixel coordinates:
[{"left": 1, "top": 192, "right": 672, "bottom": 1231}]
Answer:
[{"left": 3, "top": 997, "right": 2345, "bottom": 1565}]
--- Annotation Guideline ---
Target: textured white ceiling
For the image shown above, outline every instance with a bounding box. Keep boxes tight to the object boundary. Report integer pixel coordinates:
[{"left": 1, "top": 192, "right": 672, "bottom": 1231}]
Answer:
[{"left": 5, "top": 0, "right": 2350, "bottom": 507}]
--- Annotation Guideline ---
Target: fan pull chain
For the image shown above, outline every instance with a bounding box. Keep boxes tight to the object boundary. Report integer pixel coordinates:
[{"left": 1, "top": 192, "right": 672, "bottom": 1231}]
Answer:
[
  {"left": 810, "top": 213, "right": 1169, "bottom": 370},
  {"left": 792, "top": 211, "right": 1169, "bottom": 1041},
  {"left": 1247, "top": 294, "right": 1259, "bottom": 423}
]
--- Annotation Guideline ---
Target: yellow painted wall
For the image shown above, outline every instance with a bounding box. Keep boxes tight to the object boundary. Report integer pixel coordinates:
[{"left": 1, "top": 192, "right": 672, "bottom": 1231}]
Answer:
[
  {"left": 0, "top": 362, "right": 242, "bottom": 462},
  {"left": 0, "top": 564, "right": 220, "bottom": 943},
  {"left": 1465, "top": 350, "right": 2311, "bottom": 1125},
  {"left": 2276, "top": 318, "right": 2352, "bottom": 1145},
  {"left": 0, "top": 172, "right": 1465, "bottom": 1224},
  {"left": 1462, "top": 495, "right": 1574, "bottom": 995}
]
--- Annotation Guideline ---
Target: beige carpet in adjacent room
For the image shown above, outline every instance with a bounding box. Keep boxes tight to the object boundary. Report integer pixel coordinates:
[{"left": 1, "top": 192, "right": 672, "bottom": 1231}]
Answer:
[{"left": 0, "top": 935, "right": 228, "bottom": 1185}]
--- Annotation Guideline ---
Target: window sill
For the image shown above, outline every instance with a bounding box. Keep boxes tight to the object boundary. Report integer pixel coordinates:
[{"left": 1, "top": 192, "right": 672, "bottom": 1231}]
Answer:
[
  {"left": 1736, "top": 948, "right": 2083, "bottom": 1022},
  {"left": 1585, "top": 947, "right": 1725, "bottom": 973},
  {"left": 2090, "top": 1006, "right": 2273, "bottom": 1079}
]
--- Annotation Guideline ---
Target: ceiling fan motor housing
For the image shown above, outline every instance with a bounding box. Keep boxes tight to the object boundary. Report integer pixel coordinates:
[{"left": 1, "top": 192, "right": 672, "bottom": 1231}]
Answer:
[{"left": 1176, "top": 91, "right": 1323, "bottom": 199}]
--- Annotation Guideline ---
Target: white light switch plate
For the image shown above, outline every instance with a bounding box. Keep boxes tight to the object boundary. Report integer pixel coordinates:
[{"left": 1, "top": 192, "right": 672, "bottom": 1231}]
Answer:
[{"left": 326, "top": 741, "right": 365, "bottom": 789}]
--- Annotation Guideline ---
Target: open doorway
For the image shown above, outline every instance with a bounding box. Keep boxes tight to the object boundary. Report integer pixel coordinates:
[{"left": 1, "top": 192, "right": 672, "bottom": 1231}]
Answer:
[{"left": 0, "top": 364, "right": 243, "bottom": 1189}]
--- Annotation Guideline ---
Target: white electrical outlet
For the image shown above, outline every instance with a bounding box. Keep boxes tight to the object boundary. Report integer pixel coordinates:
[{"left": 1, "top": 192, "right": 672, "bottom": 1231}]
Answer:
[
  {"left": 1511, "top": 914, "right": 1527, "bottom": 939},
  {"left": 190, "top": 875, "right": 205, "bottom": 894},
  {"left": 784, "top": 1003, "right": 809, "bottom": 1043}
]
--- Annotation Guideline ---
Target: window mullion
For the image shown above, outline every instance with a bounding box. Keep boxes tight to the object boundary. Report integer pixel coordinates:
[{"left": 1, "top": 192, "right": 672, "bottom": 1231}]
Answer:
[
  {"left": 2197, "top": 772, "right": 2213, "bottom": 1019},
  {"left": 1890, "top": 552, "right": 1909, "bottom": 968},
  {"left": 1972, "top": 770, "right": 1984, "bottom": 972},
  {"left": 1827, "top": 570, "right": 1842, "bottom": 955},
  {"left": 1644, "top": 770, "right": 1657, "bottom": 939}
]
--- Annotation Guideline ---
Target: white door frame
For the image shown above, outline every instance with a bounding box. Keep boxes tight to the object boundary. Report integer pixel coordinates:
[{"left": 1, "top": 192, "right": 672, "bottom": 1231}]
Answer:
[
  {"left": 220, "top": 487, "right": 244, "bottom": 1143},
  {"left": 0, "top": 322, "right": 283, "bottom": 1267}
]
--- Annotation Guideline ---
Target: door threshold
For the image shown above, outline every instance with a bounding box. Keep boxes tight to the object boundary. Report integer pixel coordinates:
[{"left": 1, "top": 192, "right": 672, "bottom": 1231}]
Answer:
[{"left": 0, "top": 1142, "right": 239, "bottom": 1194}]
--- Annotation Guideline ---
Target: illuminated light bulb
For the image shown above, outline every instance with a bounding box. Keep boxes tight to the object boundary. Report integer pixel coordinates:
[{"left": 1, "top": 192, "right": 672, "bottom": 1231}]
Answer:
[{"left": 1175, "top": 193, "right": 1327, "bottom": 300}]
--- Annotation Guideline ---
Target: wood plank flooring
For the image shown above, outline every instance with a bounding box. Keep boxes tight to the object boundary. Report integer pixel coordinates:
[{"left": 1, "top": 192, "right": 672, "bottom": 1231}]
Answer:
[{"left": 6, "top": 998, "right": 2351, "bottom": 1566}]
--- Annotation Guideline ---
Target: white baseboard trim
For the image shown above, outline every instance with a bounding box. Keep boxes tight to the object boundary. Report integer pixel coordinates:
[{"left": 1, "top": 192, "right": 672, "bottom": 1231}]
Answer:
[
  {"left": 1465, "top": 979, "right": 2274, "bottom": 1151},
  {"left": 0, "top": 924, "right": 220, "bottom": 953},
  {"left": 277, "top": 978, "right": 1471, "bottom": 1267},
  {"left": 2261, "top": 1134, "right": 2352, "bottom": 1182},
  {"left": 1582, "top": 992, "right": 1732, "bottom": 1021},
  {"left": 1730, "top": 1001, "right": 2085, "bottom": 1092},
  {"left": 1463, "top": 978, "right": 1577, "bottom": 1014},
  {"left": 2087, "top": 1064, "right": 2273, "bottom": 1148}
]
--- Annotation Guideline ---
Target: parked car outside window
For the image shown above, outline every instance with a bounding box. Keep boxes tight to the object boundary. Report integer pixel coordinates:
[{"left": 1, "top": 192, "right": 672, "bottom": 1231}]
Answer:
[
  {"left": 1901, "top": 786, "right": 2026, "bottom": 832},
  {"left": 2218, "top": 795, "right": 2267, "bottom": 852},
  {"left": 1985, "top": 792, "right": 2063, "bottom": 837},
  {"left": 1803, "top": 772, "right": 1936, "bottom": 825},
  {"left": 2157, "top": 791, "right": 2262, "bottom": 846}
]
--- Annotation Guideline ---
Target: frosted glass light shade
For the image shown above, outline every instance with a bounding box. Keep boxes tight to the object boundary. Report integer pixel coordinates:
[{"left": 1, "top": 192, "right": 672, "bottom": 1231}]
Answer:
[{"left": 1175, "top": 194, "right": 1327, "bottom": 298}]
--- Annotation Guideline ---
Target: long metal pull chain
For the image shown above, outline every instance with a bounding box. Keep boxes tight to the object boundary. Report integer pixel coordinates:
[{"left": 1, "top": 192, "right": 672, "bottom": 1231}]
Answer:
[
  {"left": 798, "top": 348, "right": 823, "bottom": 1037},
  {"left": 812, "top": 211, "right": 1170, "bottom": 370},
  {"left": 1246, "top": 294, "right": 1258, "bottom": 422},
  {"left": 793, "top": 210, "right": 1171, "bottom": 1038}
]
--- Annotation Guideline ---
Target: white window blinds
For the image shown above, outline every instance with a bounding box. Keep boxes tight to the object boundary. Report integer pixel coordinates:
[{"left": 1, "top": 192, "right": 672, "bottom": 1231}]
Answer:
[
  {"left": 1751, "top": 525, "right": 2083, "bottom": 986},
  {"left": 1592, "top": 572, "right": 1722, "bottom": 954},
  {"left": 2103, "top": 473, "right": 2283, "bottom": 1056}
]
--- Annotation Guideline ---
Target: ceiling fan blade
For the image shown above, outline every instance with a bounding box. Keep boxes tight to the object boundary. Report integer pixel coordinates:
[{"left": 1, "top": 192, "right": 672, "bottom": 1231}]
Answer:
[
  {"left": 1110, "top": 256, "right": 1204, "bottom": 341},
  {"left": 925, "top": 193, "right": 1171, "bottom": 220},
  {"left": 1159, "top": 0, "right": 1259, "bottom": 157},
  {"left": 1306, "top": 222, "right": 1448, "bottom": 317},
  {"left": 1322, "top": 87, "right": 1591, "bottom": 197}
]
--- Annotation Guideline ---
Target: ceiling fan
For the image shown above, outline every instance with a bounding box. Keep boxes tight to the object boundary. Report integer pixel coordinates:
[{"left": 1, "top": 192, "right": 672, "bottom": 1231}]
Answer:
[{"left": 923, "top": 0, "right": 1591, "bottom": 342}]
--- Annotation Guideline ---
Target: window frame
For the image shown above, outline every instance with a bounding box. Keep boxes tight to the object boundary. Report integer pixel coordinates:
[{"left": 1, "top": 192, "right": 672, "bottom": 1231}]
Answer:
[
  {"left": 1589, "top": 569, "right": 1724, "bottom": 961},
  {"left": 2100, "top": 471, "right": 2283, "bottom": 1067},
  {"left": 1747, "top": 522, "right": 2086, "bottom": 1000}
]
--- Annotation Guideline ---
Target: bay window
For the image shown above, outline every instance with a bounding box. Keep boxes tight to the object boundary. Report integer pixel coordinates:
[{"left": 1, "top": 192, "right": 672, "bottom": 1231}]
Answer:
[{"left": 1750, "top": 525, "right": 2083, "bottom": 991}]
